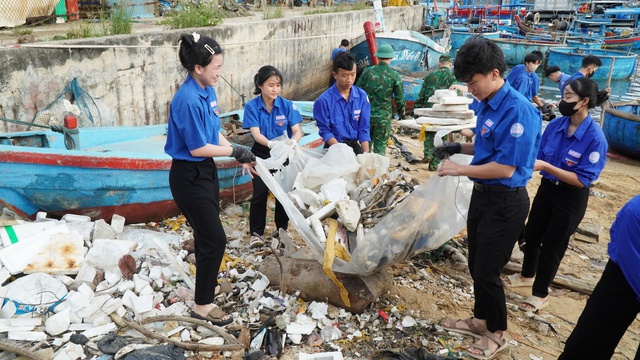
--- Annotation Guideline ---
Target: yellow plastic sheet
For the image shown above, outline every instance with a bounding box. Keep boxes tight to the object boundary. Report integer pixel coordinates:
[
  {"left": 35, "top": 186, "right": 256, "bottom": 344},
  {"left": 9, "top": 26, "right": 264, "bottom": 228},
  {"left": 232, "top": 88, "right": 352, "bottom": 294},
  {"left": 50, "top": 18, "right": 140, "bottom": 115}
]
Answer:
[{"left": 323, "top": 218, "right": 351, "bottom": 307}]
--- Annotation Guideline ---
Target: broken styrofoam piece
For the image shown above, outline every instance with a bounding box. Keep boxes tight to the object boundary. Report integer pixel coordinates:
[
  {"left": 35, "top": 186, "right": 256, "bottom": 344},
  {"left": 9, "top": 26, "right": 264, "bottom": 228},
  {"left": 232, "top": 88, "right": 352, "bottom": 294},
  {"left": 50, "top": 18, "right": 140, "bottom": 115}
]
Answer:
[
  {"left": 0, "top": 318, "right": 41, "bottom": 332},
  {"left": 335, "top": 199, "right": 360, "bottom": 232},
  {"left": 0, "top": 221, "right": 58, "bottom": 247},
  {"left": 61, "top": 214, "right": 92, "bottom": 223},
  {"left": 291, "top": 188, "right": 323, "bottom": 209},
  {"left": 91, "top": 219, "right": 117, "bottom": 240},
  {"left": 3, "top": 273, "right": 68, "bottom": 315},
  {"left": 0, "top": 224, "right": 71, "bottom": 274},
  {"left": 76, "top": 295, "right": 110, "bottom": 320},
  {"left": 80, "top": 322, "right": 117, "bottom": 338},
  {"left": 45, "top": 308, "right": 71, "bottom": 336},
  {"left": 24, "top": 232, "right": 86, "bottom": 275},
  {"left": 251, "top": 274, "right": 270, "bottom": 292},
  {"left": 122, "top": 290, "right": 154, "bottom": 314},
  {"left": 308, "top": 301, "right": 328, "bottom": 320},
  {"left": 67, "top": 283, "right": 95, "bottom": 310},
  {"left": 0, "top": 301, "right": 16, "bottom": 319},
  {"left": 431, "top": 103, "right": 469, "bottom": 111},
  {"left": 286, "top": 314, "right": 317, "bottom": 335},
  {"left": 434, "top": 89, "right": 457, "bottom": 98},
  {"left": 321, "top": 179, "right": 348, "bottom": 204},
  {"left": 110, "top": 214, "right": 125, "bottom": 233},
  {"left": 306, "top": 203, "right": 336, "bottom": 225},
  {"left": 298, "top": 351, "right": 344, "bottom": 360},
  {"left": 74, "top": 263, "right": 97, "bottom": 288},
  {"left": 8, "top": 331, "right": 47, "bottom": 342},
  {"left": 309, "top": 217, "right": 327, "bottom": 244},
  {"left": 84, "top": 239, "right": 138, "bottom": 272},
  {"left": 402, "top": 315, "right": 417, "bottom": 327}
]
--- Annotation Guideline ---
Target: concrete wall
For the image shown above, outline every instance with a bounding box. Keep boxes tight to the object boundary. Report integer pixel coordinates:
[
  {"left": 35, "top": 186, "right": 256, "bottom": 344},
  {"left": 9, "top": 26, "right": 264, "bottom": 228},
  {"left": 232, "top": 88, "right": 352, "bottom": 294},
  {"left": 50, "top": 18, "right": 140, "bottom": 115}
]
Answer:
[{"left": 0, "top": 6, "right": 425, "bottom": 131}]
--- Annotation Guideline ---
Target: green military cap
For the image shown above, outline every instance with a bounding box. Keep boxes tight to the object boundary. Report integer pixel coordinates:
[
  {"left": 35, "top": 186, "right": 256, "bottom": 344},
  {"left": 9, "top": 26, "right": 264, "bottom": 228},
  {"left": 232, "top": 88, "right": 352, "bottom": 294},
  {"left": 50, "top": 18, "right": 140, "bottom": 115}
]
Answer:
[
  {"left": 374, "top": 45, "right": 395, "bottom": 59},
  {"left": 439, "top": 54, "right": 453, "bottom": 62}
]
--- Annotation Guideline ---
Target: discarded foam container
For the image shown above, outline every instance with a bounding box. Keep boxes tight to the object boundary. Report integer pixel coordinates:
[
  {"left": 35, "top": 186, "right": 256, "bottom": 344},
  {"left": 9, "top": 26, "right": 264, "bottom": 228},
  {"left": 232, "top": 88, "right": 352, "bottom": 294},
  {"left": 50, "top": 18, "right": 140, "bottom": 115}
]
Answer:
[
  {"left": 299, "top": 352, "right": 344, "bottom": 360},
  {"left": 61, "top": 214, "right": 92, "bottom": 223},
  {"left": 0, "top": 221, "right": 58, "bottom": 247}
]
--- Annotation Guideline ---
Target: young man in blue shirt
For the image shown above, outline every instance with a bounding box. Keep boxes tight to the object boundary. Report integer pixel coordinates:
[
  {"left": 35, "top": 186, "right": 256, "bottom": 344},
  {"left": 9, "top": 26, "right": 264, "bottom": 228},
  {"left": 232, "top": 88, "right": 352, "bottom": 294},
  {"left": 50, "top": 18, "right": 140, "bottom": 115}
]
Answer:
[
  {"left": 506, "top": 51, "right": 545, "bottom": 108},
  {"left": 435, "top": 36, "right": 541, "bottom": 359},
  {"left": 328, "top": 39, "right": 349, "bottom": 88},
  {"left": 560, "top": 54, "right": 602, "bottom": 97},
  {"left": 544, "top": 65, "right": 570, "bottom": 96},
  {"left": 314, "top": 51, "right": 371, "bottom": 154}
]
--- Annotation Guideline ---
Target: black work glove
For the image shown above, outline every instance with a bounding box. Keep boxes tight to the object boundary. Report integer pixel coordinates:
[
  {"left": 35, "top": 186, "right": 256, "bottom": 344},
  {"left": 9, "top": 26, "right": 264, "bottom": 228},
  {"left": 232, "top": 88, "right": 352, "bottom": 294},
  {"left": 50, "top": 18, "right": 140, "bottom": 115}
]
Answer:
[
  {"left": 433, "top": 142, "right": 462, "bottom": 160},
  {"left": 230, "top": 145, "right": 256, "bottom": 164}
]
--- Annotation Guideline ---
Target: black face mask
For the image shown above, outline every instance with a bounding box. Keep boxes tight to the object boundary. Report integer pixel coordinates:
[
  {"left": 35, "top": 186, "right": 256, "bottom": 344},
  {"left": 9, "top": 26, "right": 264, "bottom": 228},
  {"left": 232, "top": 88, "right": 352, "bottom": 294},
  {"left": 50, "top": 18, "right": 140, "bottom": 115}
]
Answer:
[
  {"left": 559, "top": 99, "right": 581, "bottom": 116},
  {"left": 587, "top": 70, "right": 595, "bottom": 78}
]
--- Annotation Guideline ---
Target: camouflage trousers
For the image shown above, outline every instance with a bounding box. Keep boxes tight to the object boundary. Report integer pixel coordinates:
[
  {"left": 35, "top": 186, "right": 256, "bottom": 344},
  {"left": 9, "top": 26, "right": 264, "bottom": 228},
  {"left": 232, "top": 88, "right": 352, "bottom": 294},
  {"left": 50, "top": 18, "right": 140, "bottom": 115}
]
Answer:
[
  {"left": 423, "top": 132, "right": 446, "bottom": 171},
  {"left": 370, "top": 119, "right": 392, "bottom": 156}
]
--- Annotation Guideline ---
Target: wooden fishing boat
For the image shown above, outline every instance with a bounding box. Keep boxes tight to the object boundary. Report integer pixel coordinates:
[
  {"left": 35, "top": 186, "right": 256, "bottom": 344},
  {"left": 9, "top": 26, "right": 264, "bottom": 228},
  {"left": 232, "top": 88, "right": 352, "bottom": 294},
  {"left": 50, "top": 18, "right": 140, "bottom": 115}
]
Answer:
[
  {"left": 0, "top": 102, "right": 323, "bottom": 223},
  {"left": 602, "top": 99, "right": 640, "bottom": 159},
  {"left": 351, "top": 29, "right": 450, "bottom": 74},
  {"left": 450, "top": 25, "right": 501, "bottom": 52},
  {"left": 547, "top": 47, "right": 637, "bottom": 79}
]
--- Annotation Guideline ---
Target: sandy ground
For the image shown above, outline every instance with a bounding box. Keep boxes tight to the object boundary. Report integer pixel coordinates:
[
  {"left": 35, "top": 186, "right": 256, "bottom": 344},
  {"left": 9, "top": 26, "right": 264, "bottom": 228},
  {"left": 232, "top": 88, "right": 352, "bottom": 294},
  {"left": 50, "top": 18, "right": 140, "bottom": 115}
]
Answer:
[{"left": 371, "top": 128, "right": 640, "bottom": 360}]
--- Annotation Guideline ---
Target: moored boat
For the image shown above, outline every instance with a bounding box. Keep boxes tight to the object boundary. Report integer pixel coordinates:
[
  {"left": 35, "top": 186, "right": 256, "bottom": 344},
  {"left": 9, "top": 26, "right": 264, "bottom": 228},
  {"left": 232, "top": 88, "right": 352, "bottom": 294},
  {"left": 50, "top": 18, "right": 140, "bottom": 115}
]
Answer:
[
  {"left": 0, "top": 102, "right": 323, "bottom": 223},
  {"left": 491, "top": 36, "right": 565, "bottom": 65},
  {"left": 547, "top": 47, "right": 637, "bottom": 79},
  {"left": 602, "top": 99, "right": 640, "bottom": 159}
]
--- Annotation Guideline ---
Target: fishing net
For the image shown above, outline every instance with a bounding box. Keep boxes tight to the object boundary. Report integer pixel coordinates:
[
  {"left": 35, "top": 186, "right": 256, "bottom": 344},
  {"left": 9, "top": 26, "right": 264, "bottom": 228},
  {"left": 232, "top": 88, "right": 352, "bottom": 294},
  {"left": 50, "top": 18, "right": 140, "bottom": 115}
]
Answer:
[{"left": 31, "top": 78, "right": 116, "bottom": 128}]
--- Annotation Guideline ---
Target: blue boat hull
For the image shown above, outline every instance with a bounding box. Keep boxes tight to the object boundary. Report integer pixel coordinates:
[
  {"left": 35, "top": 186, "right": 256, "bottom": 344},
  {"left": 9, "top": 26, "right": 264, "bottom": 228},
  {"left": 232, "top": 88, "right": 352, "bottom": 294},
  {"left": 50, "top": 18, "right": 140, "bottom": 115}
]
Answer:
[
  {"left": 603, "top": 100, "right": 640, "bottom": 159},
  {"left": 351, "top": 30, "right": 449, "bottom": 75},
  {"left": 547, "top": 48, "right": 637, "bottom": 80},
  {"left": 0, "top": 103, "right": 323, "bottom": 223},
  {"left": 492, "top": 37, "right": 565, "bottom": 65},
  {"left": 450, "top": 30, "right": 501, "bottom": 51}
]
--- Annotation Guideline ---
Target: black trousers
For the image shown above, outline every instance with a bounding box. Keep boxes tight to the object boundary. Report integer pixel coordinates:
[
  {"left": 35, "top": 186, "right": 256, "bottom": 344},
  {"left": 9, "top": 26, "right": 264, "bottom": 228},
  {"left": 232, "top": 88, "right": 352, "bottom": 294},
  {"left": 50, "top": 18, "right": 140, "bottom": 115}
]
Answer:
[
  {"left": 521, "top": 178, "right": 589, "bottom": 297},
  {"left": 467, "top": 187, "right": 530, "bottom": 332},
  {"left": 324, "top": 140, "right": 363, "bottom": 155},
  {"left": 169, "top": 158, "right": 226, "bottom": 306},
  {"left": 559, "top": 260, "right": 640, "bottom": 360},
  {"left": 249, "top": 143, "right": 289, "bottom": 236}
]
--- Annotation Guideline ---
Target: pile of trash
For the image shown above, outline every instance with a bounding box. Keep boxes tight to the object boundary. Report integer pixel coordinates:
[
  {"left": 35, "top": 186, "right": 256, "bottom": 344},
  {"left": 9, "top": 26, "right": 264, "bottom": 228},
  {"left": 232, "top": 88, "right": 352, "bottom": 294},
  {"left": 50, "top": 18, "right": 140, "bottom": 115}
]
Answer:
[
  {"left": 0, "top": 206, "right": 467, "bottom": 359},
  {"left": 257, "top": 141, "right": 474, "bottom": 276}
]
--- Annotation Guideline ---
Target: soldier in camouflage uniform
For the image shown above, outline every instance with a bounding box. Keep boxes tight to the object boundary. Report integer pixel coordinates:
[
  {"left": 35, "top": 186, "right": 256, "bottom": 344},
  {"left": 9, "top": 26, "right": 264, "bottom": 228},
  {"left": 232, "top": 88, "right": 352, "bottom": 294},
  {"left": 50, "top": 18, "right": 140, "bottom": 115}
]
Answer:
[
  {"left": 414, "top": 54, "right": 457, "bottom": 171},
  {"left": 356, "top": 45, "right": 405, "bottom": 155}
]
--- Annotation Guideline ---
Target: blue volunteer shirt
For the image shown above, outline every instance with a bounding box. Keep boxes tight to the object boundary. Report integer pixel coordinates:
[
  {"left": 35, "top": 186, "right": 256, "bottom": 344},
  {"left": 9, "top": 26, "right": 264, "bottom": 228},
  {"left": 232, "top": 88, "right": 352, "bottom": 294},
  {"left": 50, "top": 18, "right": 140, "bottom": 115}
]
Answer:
[
  {"left": 242, "top": 96, "right": 302, "bottom": 140},
  {"left": 561, "top": 72, "right": 585, "bottom": 96},
  {"left": 313, "top": 84, "right": 371, "bottom": 144},
  {"left": 608, "top": 195, "right": 640, "bottom": 300},
  {"left": 538, "top": 114, "right": 607, "bottom": 187},
  {"left": 506, "top": 64, "right": 538, "bottom": 101},
  {"left": 557, "top": 73, "right": 571, "bottom": 94},
  {"left": 165, "top": 74, "right": 221, "bottom": 161},
  {"left": 469, "top": 81, "right": 541, "bottom": 187},
  {"left": 331, "top": 47, "right": 346, "bottom": 61}
]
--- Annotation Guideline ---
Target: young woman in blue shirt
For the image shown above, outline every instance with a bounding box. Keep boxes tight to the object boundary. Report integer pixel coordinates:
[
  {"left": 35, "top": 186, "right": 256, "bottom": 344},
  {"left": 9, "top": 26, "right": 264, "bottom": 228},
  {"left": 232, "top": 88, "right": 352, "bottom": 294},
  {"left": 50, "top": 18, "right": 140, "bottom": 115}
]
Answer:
[
  {"left": 504, "top": 77, "right": 609, "bottom": 313},
  {"left": 243, "top": 66, "right": 303, "bottom": 246},
  {"left": 165, "top": 33, "right": 256, "bottom": 325}
]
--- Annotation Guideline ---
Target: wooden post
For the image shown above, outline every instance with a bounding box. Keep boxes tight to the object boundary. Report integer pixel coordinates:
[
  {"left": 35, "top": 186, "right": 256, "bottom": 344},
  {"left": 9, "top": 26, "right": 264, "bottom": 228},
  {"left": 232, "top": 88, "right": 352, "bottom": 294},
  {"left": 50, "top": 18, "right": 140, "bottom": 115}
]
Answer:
[{"left": 600, "top": 57, "right": 615, "bottom": 128}]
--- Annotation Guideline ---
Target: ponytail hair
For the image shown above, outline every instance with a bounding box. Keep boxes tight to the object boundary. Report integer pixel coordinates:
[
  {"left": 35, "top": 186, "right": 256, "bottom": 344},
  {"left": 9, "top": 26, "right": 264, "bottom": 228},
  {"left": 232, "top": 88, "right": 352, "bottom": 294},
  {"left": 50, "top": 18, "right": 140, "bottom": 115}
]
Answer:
[
  {"left": 568, "top": 77, "right": 609, "bottom": 108},
  {"left": 178, "top": 33, "right": 223, "bottom": 72},
  {"left": 253, "top": 65, "right": 283, "bottom": 95}
]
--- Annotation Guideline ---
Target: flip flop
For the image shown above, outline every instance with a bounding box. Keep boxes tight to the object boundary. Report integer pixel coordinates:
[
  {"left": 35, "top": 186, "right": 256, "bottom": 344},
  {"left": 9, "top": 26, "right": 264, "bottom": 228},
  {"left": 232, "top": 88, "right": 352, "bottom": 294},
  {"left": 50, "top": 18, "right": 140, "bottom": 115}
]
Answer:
[
  {"left": 503, "top": 273, "right": 534, "bottom": 288},
  {"left": 442, "top": 317, "right": 486, "bottom": 339},
  {"left": 190, "top": 307, "right": 233, "bottom": 326},
  {"left": 519, "top": 295, "right": 549, "bottom": 312},
  {"left": 465, "top": 331, "right": 509, "bottom": 359}
]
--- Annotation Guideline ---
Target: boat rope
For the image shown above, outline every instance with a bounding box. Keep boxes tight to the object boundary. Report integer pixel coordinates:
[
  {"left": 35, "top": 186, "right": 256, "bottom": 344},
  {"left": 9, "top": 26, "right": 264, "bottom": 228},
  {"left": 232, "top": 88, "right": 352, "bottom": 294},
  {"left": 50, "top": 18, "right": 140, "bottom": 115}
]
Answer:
[
  {"left": 0, "top": 116, "right": 78, "bottom": 149},
  {"left": 220, "top": 75, "right": 247, "bottom": 107}
]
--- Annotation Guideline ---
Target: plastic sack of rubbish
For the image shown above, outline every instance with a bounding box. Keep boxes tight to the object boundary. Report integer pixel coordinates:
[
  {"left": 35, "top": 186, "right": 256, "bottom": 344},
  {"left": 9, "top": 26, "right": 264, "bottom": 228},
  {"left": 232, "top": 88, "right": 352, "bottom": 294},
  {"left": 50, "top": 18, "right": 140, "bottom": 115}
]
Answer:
[
  {"left": 345, "top": 153, "right": 473, "bottom": 275},
  {"left": 259, "top": 134, "right": 327, "bottom": 193}
]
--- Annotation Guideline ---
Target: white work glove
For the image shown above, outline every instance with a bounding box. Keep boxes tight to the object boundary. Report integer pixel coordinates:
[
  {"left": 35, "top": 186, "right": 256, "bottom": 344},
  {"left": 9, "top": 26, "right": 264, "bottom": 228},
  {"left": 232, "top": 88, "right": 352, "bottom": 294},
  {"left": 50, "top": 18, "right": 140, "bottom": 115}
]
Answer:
[
  {"left": 267, "top": 140, "right": 275, "bottom": 149},
  {"left": 284, "top": 139, "right": 298, "bottom": 148}
]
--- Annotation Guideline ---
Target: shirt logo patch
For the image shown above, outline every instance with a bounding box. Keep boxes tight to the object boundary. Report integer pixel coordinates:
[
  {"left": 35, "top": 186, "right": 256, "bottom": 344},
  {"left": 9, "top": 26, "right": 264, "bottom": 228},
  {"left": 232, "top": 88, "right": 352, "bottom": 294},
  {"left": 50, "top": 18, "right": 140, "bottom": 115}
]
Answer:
[
  {"left": 568, "top": 150, "right": 582, "bottom": 158},
  {"left": 510, "top": 123, "right": 524, "bottom": 138},
  {"left": 276, "top": 115, "right": 286, "bottom": 126},
  {"left": 210, "top": 100, "right": 217, "bottom": 107},
  {"left": 481, "top": 125, "right": 490, "bottom": 136},
  {"left": 485, "top": 119, "right": 494, "bottom": 127},
  {"left": 589, "top": 151, "right": 600, "bottom": 164},
  {"left": 292, "top": 103, "right": 298, "bottom": 111},
  {"left": 565, "top": 158, "right": 577, "bottom": 167}
]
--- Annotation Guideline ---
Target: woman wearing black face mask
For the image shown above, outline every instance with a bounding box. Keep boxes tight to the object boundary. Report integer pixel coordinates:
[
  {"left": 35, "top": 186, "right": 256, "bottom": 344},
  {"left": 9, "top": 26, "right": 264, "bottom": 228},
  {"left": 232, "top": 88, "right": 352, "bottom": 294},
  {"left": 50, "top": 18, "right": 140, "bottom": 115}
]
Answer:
[{"left": 503, "top": 77, "right": 609, "bottom": 313}]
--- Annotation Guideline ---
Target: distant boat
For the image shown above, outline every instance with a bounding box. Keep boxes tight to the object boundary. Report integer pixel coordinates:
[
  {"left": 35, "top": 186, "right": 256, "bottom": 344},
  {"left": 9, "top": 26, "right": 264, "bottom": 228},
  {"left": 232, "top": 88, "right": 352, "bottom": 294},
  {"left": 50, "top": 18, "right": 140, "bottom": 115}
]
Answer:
[
  {"left": 491, "top": 36, "right": 565, "bottom": 65},
  {"left": 450, "top": 25, "right": 501, "bottom": 53},
  {"left": 547, "top": 47, "right": 637, "bottom": 79},
  {"left": 0, "top": 102, "right": 322, "bottom": 223},
  {"left": 602, "top": 99, "right": 640, "bottom": 159},
  {"left": 351, "top": 29, "right": 450, "bottom": 74}
]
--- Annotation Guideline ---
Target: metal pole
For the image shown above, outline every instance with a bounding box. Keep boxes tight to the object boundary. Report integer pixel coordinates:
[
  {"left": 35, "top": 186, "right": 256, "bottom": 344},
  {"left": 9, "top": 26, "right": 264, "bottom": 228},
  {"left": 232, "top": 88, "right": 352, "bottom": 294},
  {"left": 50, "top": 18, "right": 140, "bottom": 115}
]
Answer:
[{"left": 600, "top": 57, "right": 615, "bottom": 128}]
